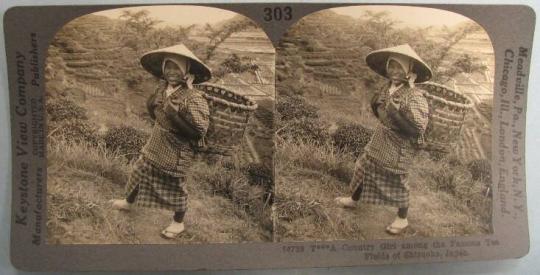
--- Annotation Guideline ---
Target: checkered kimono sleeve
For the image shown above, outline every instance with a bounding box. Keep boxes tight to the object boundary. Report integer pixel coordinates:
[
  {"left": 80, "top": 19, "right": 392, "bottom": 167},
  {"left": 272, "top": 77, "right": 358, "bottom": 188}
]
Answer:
[
  {"left": 403, "top": 90, "right": 429, "bottom": 130},
  {"left": 401, "top": 89, "right": 429, "bottom": 143},
  {"left": 185, "top": 94, "right": 210, "bottom": 137},
  {"left": 169, "top": 91, "right": 210, "bottom": 137}
]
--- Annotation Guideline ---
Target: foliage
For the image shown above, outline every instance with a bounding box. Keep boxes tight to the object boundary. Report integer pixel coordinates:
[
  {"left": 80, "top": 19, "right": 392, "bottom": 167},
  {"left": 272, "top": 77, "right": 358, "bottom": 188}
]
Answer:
[
  {"left": 48, "top": 139, "right": 131, "bottom": 186},
  {"left": 146, "top": 25, "right": 197, "bottom": 49},
  {"left": 276, "top": 95, "right": 329, "bottom": 144},
  {"left": 103, "top": 126, "right": 149, "bottom": 160},
  {"left": 214, "top": 54, "right": 259, "bottom": 78},
  {"left": 278, "top": 118, "right": 330, "bottom": 145},
  {"left": 415, "top": 153, "right": 481, "bottom": 198},
  {"left": 203, "top": 17, "right": 257, "bottom": 61},
  {"left": 120, "top": 10, "right": 162, "bottom": 35},
  {"left": 332, "top": 123, "right": 374, "bottom": 158},
  {"left": 354, "top": 10, "right": 402, "bottom": 50},
  {"left": 427, "top": 149, "right": 450, "bottom": 161},
  {"left": 117, "top": 10, "right": 162, "bottom": 53},
  {"left": 48, "top": 119, "right": 100, "bottom": 145},
  {"left": 46, "top": 98, "right": 88, "bottom": 122},
  {"left": 193, "top": 163, "right": 269, "bottom": 218},
  {"left": 422, "top": 24, "right": 482, "bottom": 77},
  {"left": 276, "top": 95, "right": 319, "bottom": 121},
  {"left": 242, "top": 162, "right": 273, "bottom": 189},
  {"left": 428, "top": 162, "right": 473, "bottom": 195},
  {"left": 467, "top": 159, "right": 492, "bottom": 184},
  {"left": 277, "top": 78, "right": 309, "bottom": 97},
  {"left": 452, "top": 53, "right": 488, "bottom": 74}
]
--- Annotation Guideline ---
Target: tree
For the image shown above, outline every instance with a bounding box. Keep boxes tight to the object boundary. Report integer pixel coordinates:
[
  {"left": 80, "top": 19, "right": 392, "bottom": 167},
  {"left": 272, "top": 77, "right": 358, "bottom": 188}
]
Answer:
[
  {"left": 442, "top": 53, "right": 488, "bottom": 79},
  {"left": 146, "top": 25, "right": 196, "bottom": 49},
  {"left": 203, "top": 16, "right": 257, "bottom": 62},
  {"left": 117, "top": 10, "right": 162, "bottom": 52},
  {"left": 354, "top": 10, "right": 401, "bottom": 50},
  {"left": 417, "top": 22, "right": 482, "bottom": 75},
  {"left": 119, "top": 10, "right": 162, "bottom": 37}
]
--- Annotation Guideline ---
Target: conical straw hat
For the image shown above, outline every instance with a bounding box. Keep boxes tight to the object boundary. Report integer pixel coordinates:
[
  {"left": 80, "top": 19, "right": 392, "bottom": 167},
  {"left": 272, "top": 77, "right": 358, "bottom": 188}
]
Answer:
[
  {"left": 140, "top": 44, "right": 212, "bottom": 84},
  {"left": 365, "top": 44, "right": 433, "bottom": 83}
]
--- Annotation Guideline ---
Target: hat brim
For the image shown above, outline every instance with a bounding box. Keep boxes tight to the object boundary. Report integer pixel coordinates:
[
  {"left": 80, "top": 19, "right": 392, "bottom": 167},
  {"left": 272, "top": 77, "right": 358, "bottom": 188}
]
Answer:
[
  {"left": 365, "top": 51, "right": 432, "bottom": 83},
  {"left": 140, "top": 51, "right": 212, "bottom": 84}
]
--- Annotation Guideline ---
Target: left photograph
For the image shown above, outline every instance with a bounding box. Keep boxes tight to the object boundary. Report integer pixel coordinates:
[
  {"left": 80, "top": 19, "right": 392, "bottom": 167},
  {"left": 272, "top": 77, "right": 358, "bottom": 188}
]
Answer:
[{"left": 45, "top": 5, "right": 275, "bottom": 244}]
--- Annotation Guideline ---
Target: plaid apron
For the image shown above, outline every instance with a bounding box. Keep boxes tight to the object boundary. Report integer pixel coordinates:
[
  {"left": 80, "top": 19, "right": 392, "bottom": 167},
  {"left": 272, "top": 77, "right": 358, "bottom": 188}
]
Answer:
[
  {"left": 125, "top": 156, "right": 188, "bottom": 212},
  {"left": 350, "top": 154, "right": 409, "bottom": 208}
]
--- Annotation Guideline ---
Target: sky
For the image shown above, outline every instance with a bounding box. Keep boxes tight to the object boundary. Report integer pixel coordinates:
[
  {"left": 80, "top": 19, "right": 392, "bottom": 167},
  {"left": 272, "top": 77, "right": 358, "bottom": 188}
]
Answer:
[
  {"left": 332, "top": 5, "right": 472, "bottom": 28},
  {"left": 94, "top": 5, "right": 239, "bottom": 27}
]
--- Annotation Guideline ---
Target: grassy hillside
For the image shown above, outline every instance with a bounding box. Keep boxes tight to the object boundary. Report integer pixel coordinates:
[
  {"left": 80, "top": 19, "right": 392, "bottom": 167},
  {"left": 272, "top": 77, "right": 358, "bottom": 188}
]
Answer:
[{"left": 47, "top": 139, "right": 272, "bottom": 244}]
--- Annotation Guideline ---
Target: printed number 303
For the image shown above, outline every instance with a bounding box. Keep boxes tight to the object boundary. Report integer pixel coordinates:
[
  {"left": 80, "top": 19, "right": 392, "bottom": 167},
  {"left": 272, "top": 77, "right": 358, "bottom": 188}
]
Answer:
[{"left": 263, "top": 7, "right": 292, "bottom": 21}]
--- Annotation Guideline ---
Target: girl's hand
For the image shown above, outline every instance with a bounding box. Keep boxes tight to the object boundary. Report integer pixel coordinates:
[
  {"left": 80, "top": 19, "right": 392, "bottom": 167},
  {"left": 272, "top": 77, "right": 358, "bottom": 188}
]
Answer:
[
  {"left": 387, "top": 97, "right": 401, "bottom": 114},
  {"left": 406, "top": 73, "right": 417, "bottom": 87},
  {"left": 184, "top": 74, "right": 195, "bottom": 89},
  {"left": 147, "top": 92, "right": 162, "bottom": 120},
  {"left": 370, "top": 92, "right": 382, "bottom": 118},
  {"left": 154, "top": 95, "right": 164, "bottom": 106}
]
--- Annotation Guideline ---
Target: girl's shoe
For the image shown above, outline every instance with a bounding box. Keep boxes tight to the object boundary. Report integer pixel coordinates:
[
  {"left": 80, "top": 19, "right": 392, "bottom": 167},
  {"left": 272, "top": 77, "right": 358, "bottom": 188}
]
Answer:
[
  {"left": 160, "top": 221, "right": 185, "bottom": 239},
  {"left": 110, "top": 199, "right": 132, "bottom": 211},
  {"left": 385, "top": 217, "right": 409, "bottom": 235},
  {"left": 335, "top": 197, "right": 358, "bottom": 208}
]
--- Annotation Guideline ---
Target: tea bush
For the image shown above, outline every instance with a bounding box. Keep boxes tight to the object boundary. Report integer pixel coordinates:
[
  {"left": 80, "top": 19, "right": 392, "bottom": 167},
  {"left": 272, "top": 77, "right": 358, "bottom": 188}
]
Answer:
[
  {"left": 194, "top": 164, "right": 267, "bottom": 217},
  {"left": 276, "top": 95, "right": 319, "bottom": 121},
  {"left": 467, "top": 159, "right": 492, "bottom": 184},
  {"left": 48, "top": 119, "right": 100, "bottom": 145},
  {"left": 279, "top": 118, "right": 330, "bottom": 145},
  {"left": 214, "top": 54, "right": 259, "bottom": 78},
  {"left": 46, "top": 98, "right": 88, "bottom": 122},
  {"left": 103, "top": 126, "right": 149, "bottom": 160},
  {"left": 332, "top": 123, "right": 374, "bottom": 157},
  {"left": 242, "top": 163, "right": 273, "bottom": 188}
]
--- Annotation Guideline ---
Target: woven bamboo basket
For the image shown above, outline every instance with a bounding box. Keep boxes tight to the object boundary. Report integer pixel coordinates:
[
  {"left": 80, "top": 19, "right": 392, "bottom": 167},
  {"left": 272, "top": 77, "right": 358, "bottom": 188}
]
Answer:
[
  {"left": 417, "top": 82, "right": 473, "bottom": 151},
  {"left": 194, "top": 83, "right": 258, "bottom": 155}
]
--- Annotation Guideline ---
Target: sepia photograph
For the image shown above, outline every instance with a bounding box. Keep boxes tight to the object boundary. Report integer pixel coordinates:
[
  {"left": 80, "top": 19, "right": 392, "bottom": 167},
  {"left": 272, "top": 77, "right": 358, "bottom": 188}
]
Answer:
[
  {"left": 274, "top": 6, "right": 494, "bottom": 241},
  {"left": 45, "top": 5, "right": 275, "bottom": 244},
  {"left": 4, "top": 1, "right": 536, "bottom": 270}
]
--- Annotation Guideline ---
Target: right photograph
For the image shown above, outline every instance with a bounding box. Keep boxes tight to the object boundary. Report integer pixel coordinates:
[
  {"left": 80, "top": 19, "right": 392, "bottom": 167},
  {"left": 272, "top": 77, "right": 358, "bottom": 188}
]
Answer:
[{"left": 275, "top": 5, "right": 494, "bottom": 241}]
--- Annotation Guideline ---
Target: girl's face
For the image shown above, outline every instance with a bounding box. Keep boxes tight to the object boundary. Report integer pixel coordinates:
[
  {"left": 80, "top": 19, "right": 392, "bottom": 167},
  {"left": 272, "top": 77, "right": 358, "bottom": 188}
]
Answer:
[
  {"left": 163, "top": 61, "right": 185, "bottom": 86},
  {"left": 386, "top": 59, "right": 407, "bottom": 82}
]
